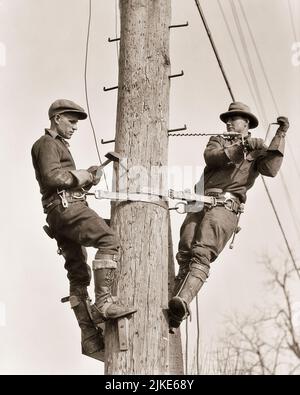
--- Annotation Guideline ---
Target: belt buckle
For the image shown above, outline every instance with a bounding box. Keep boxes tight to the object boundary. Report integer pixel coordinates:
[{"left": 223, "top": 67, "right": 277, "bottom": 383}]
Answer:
[
  {"left": 224, "top": 197, "right": 235, "bottom": 212},
  {"left": 223, "top": 192, "right": 237, "bottom": 212},
  {"left": 205, "top": 194, "right": 218, "bottom": 208},
  {"left": 208, "top": 196, "right": 217, "bottom": 207}
]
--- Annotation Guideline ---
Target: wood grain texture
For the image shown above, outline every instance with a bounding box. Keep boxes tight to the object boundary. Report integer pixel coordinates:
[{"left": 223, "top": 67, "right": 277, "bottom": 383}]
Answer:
[{"left": 105, "top": 0, "right": 172, "bottom": 375}]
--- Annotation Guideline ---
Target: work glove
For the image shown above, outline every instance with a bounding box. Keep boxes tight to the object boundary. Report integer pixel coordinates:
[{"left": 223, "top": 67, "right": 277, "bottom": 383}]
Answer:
[
  {"left": 87, "top": 165, "right": 103, "bottom": 186},
  {"left": 276, "top": 116, "right": 289, "bottom": 137},
  {"left": 245, "top": 137, "right": 265, "bottom": 152}
]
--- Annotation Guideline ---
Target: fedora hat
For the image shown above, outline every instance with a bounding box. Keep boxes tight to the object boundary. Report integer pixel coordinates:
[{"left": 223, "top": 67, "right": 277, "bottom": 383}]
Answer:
[{"left": 220, "top": 102, "right": 259, "bottom": 129}]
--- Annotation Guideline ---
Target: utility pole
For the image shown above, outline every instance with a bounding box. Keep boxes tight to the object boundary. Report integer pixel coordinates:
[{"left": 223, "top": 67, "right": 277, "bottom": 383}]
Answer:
[{"left": 105, "top": 0, "right": 173, "bottom": 374}]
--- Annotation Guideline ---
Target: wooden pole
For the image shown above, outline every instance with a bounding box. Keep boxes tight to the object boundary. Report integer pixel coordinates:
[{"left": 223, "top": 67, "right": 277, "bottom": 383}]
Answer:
[{"left": 105, "top": 0, "right": 172, "bottom": 374}]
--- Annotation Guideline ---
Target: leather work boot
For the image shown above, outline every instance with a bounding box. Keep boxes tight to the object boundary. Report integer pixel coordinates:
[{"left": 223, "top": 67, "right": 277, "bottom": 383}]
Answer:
[
  {"left": 91, "top": 257, "right": 137, "bottom": 324},
  {"left": 168, "top": 263, "right": 208, "bottom": 329},
  {"left": 69, "top": 285, "right": 105, "bottom": 361},
  {"left": 172, "top": 260, "right": 190, "bottom": 296}
]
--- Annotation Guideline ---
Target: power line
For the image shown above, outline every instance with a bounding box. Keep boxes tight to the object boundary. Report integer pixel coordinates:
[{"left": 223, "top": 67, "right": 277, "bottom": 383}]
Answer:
[
  {"left": 238, "top": 0, "right": 280, "bottom": 115},
  {"left": 288, "top": 0, "right": 299, "bottom": 43},
  {"left": 286, "top": 0, "right": 300, "bottom": 180},
  {"left": 229, "top": 0, "right": 268, "bottom": 128},
  {"left": 218, "top": 0, "right": 300, "bottom": 187},
  {"left": 278, "top": 171, "right": 300, "bottom": 240},
  {"left": 237, "top": 0, "right": 300, "bottom": 241},
  {"left": 217, "top": 0, "right": 259, "bottom": 112},
  {"left": 194, "top": 0, "right": 235, "bottom": 101},
  {"left": 262, "top": 177, "right": 300, "bottom": 280},
  {"left": 238, "top": 0, "right": 300, "bottom": 181},
  {"left": 84, "top": 0, "right": 109, "bottom": 190},
  {"left": 229, "top": 0, "right": 300, "bottom": 274},
  {"left": 194, "top": 0, "right": 299, "bottom": 276}
]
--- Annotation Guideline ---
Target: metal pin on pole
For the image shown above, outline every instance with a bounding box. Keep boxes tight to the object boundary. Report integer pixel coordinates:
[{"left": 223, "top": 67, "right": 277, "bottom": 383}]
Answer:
[
  {"left": 169, "top": 22, "right": 189, "bottom": 29},
  {"left": 103, "top": 86, "right": 119, "bottom": 92},
  {"left": 108, "top": 37, "right": 120, "bottom": 42},
  {"left": 169, "top": 70, "right": 184, "bottom": 79},
  {"left": 101, "top": 138, "right": 116, "bottom": 145}
]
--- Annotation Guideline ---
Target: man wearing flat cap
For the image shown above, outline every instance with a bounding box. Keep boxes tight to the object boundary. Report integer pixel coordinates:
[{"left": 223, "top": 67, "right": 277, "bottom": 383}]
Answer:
[
  {"left": 168, "top": 102, "right": 289, "bottom": 329},
  {"left": 32, "top": 99, "right": 136, "bottom": 360}
]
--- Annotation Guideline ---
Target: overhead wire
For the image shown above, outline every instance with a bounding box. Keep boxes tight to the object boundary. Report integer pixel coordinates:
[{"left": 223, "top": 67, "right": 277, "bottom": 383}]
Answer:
[
  {"left": 216, "top": 1, "right": 300, "bottom": 240},
  {"left": 237, "top": 0, "right": 300, "bottom": 241},
  {"left": 216, "top": 0, "right": 259, "bottom": 111},
  {"left": 288, "top": 0, "right": 299, "bottom": 43},
  {"left": 261, "top": 176, "right": 298, "bottom": 276},
  {"left": 277, "top": 172, "right": 300, "bottom": 241},
  {"left": 190, "top": 0, "right": 300, "bottom": 371},
  {"left": 286, "top": 0, "right": 300, "bottom": 180},
  {"left": 84, "top": 0, "right": 109, "bottom": 190},
  {"left": 229, "top": 0, "right": 268, "bottom": 128},
  {"left": 193, "top": 0, "right": 299, "bottom": 276},
  {"left": 194, "top": 0, "right": 235, "bottom": 101},
  {"left": 229, "top": 0, "right": 300, "bottom": 276},
  {"left": 238, "top": 0, "right": 300, "bottom": 180},
  {"left": 237, "top": 0, "right": 280, "bottom": 115}
]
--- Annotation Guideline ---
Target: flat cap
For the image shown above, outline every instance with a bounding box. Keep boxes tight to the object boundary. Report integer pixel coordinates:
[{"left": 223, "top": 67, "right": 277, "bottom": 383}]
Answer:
[{"left": 48, "top": 99, "right": 88, "bottom": 120}]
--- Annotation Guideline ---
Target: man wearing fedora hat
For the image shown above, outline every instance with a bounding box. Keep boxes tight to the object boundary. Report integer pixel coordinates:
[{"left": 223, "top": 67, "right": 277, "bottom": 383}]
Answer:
[
  {"left": 31, "top": 99, "right": 136, "bottom": 360},
  {"left": 168, "top": 101, "right": 289, "bottom": 329}
]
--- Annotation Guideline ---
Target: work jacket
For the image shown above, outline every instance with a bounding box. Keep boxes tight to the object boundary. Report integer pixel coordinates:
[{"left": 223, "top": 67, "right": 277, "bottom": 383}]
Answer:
[
  {"left": 202, "top": 132, "right": 285, "bottom": 203},
  {"left": 31, "top": 129, "right": 92, "bottom": 210}
]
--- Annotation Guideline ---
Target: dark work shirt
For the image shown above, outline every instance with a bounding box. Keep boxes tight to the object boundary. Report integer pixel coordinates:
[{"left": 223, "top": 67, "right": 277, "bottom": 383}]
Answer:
[
  {"left": 202, "top": 133, "right": 285, "bottom": 203},
  {"left": 31, "top": 129, "right": 77, "bottom": 205}
]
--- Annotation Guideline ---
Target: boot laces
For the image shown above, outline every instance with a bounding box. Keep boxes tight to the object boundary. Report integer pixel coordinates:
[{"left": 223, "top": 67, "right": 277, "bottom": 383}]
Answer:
[{"left": 104, "top": 269, "right": 114, "bottom": 287}]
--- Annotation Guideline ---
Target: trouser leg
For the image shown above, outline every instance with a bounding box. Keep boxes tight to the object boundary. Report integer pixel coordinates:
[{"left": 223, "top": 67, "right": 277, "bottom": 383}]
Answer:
[
  {"left": 169, "top": 207, "right": 237, "bottom": 328},
  {"left": 57, "top": 237, "right": 91, "bottom": 289},
  {"left": 47, "top": 202, "right": 137, "bottom": 324},
  {"left": 172, "top": 211, "right": 204, "bottom": 296},
  {"left": 47, "top": 202, "right": 120, "bottom": 256}
]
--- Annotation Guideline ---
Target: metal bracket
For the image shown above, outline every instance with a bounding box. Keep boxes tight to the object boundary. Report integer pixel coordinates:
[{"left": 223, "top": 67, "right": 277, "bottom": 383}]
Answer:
[
  {"left": 101, "top": 138, "right": 116, "bottom": 145},
  {"left": 103, "top": 86, "right": 119, "bottom": 92},
  {"left": 169, "top": 70, "right": 184, "bottom": 79},
  {"left": 118, "top": 317, "right": 129, "bottom": 351},
  {"left": 108, "top": 37, "right": 120, "bottom": 42},
  {"left": 169, "top": 22, "right": 189, "bottom": 29}
]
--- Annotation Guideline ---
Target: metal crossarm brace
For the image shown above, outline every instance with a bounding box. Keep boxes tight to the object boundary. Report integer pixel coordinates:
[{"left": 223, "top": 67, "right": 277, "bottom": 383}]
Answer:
[{"left": 118, "top": 318, "right": 129, "bottom": 351}]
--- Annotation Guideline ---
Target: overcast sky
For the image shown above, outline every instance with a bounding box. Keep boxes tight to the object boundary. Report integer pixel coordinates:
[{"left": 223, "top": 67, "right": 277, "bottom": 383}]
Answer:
[{"left": 0, "top": 0, "right": 299, "bottom": 375}]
